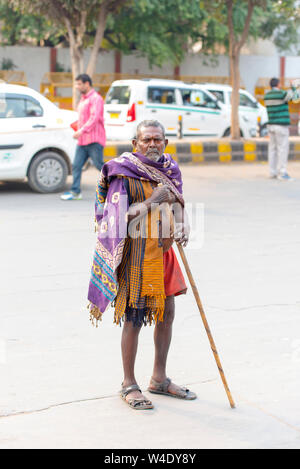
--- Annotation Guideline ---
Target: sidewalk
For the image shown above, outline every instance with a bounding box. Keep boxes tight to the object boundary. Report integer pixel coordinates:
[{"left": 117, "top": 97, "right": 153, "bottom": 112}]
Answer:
[
  {"left": 104, "top": 136, "right": 300, "bottom": 164},
  {"left": 1, "top": 163, "right": 300, "bottom": 449}
]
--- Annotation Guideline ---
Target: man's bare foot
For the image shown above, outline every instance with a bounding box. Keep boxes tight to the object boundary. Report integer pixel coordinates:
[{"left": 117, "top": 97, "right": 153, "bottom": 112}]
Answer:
[
  {"left": 125, "top": 388, "right": 147, "bottom": 402},
  {"left": 120, "top": 384, "right": 154, "bottom": 410},
  {"left": 148, "top": 377, "right": 197, "bottom": 400}
]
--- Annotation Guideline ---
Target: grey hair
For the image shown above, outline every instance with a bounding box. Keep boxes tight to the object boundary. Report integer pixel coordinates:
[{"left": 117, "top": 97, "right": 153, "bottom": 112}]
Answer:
[{"left": 135, "top": 120, "right": 166, "bottom": 139}]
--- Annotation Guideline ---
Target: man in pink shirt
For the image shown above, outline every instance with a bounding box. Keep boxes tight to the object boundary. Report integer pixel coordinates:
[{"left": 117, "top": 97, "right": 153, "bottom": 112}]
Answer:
[{"left": 61, "top": 74, "right": 106, "bottom": 200}]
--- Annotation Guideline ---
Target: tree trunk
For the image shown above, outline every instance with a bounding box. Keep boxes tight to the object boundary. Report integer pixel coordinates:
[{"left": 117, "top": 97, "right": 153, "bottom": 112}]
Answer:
[
  {"left": 227, "top": 0, "right": 240, "bottom": 140},
  {"left": 230, "top": 52, "right": 241, "bottom": 140},
  {"left": 86, "top": 6, "right": 108, "bottom": 79},
  {"left": 70, "top": 45, "right": 84, "bottom": 109},
  {"left": 226, "top": 0, "right": 255, "bottom": 140},
  {"left": 65, "top": 18, "right": 85, "bottom": 109}
]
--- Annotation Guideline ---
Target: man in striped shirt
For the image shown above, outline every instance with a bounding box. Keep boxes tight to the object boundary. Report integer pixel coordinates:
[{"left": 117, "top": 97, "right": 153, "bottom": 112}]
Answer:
[
  {"left": 264, "top": 78, "right": 297, "bottom": 181},
  {"left": 61, "top": 74, "right": 106, "bottom": 200}
]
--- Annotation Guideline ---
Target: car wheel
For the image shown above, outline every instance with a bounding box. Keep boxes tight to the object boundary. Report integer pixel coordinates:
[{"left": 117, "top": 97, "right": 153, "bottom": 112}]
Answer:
[
  {"left": 223, "top": 128, "right": 243, "bottom": 137},
  {"left": 28, "top": 151, "right": 68, "bottom": 193},
  {"left": 260, "top": 124, "right": 269, "bottom": 137}
]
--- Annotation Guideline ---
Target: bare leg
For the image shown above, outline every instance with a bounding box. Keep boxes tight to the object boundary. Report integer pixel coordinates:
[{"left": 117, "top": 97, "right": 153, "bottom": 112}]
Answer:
[
  {"left": 149, "top": 295, "right": 190, "bottom": 396},
  {"left": 121, "top": 320, "right": 149, "bottom": 402},
  {"left": 121, "top": 320, "right": 141, "bottom": 386},
  {"left": 151, "top": 295, "right": 175, "bottom": 383}
]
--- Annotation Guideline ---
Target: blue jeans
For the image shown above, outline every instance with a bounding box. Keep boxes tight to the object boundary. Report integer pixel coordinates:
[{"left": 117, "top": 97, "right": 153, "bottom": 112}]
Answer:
[{"left": 71, "top": 143, "right": 104, "bottom": 194}]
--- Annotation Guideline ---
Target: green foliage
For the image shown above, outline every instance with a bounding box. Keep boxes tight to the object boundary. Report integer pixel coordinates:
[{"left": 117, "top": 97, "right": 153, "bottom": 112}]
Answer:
[
  {"left": 9, "top": 0, "right": 128, "bottom": 34},
  {"left": 201, "top": 0, "right": 299, "bottom": 53},
  {"left": 0, "top": 0, "right": 64, "bottom": 46},
  {"left": 105, "top": 0, "right": 207, "bottom": 66},
  {"left": 9, "top": 0, "right": 102, "bottom": 18},
  {"left": 0, "top": 58, "right": 17, "bottom": 70},
  {"left": 1, "top": 0, "right": 299, "bottom": 68},
  {"left": 106, "top": 0, "right": 300, "bottom": 67},
  {"left": 259, "top": 0, "right": 300, "bottom": 53},
  {"left": 6, "top": 0, "right": 131, "bottom": 51},
  {"left": 55, "top": 61, "right": 71, "bottom": 72}
]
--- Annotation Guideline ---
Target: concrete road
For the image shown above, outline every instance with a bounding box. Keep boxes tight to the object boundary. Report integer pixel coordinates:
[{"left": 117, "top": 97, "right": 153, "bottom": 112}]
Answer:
[{"left": 1, "top": 161, "right": 300, "bottom": 449}]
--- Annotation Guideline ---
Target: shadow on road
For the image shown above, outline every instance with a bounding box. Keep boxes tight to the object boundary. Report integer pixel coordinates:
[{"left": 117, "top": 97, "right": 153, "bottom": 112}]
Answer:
[{"left": 0, "top": 181, "right": 33, "bottom": 194}]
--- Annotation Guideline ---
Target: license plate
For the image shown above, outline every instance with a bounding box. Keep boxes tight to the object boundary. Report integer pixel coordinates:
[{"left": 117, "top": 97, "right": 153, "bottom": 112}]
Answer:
[{"left": 110, "top": 113, "right": 119, "bottom": 119}]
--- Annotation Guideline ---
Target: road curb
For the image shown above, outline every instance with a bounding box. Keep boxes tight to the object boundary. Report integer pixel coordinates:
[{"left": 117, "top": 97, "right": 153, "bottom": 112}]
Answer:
[{"left": 103, "top": 140, "right": 300, "bottom": 164}]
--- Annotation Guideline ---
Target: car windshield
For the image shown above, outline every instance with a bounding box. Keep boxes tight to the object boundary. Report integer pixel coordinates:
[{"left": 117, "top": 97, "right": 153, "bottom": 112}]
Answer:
[{"left": 105, "top": 86, "right": 131, "bottom": 105}]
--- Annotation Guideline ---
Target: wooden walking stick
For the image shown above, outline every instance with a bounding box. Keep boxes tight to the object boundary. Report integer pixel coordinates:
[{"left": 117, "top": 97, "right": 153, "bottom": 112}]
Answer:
[
  {"left": 157, "top": 183, "right": 235, "bottom": 408},
  {"left": 176, "top": 243, "right": 236, "bottom": 409}
]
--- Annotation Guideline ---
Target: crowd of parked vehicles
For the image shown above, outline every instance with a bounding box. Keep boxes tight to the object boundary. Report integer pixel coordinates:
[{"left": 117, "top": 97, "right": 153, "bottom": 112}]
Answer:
[{"left": 0, "top": 79, "right": 277, "bottom": 192}]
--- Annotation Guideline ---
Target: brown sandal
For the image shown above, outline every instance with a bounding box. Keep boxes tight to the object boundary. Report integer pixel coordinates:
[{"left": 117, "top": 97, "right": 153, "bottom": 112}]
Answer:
[
  {"left": 120, "top": 384, "right": 154, "bottom": 410},
  {"left": 148, "top": 377, "right": 197, "bottom": 400}
]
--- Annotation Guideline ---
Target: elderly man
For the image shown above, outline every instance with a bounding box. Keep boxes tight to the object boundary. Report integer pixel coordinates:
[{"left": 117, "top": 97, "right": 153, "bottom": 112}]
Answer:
[{"left": 88, "top": 120, "right": 196, "bottom": 410}]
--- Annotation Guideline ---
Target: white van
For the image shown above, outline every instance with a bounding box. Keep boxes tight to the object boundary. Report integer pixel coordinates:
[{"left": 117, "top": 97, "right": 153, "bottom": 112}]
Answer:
[
  {"left": 201, "top": 83, "right": 268, "bottom": 136},
  {"left": 104, "top": 78, "right": 258, "bottom": 140}
]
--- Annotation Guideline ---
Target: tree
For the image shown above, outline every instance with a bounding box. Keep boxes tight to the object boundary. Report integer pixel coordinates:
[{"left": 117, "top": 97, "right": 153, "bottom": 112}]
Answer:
[
  {"left": 0, "top": 0, "right": 63, "bottom": 46},
  {"left": 226, "top": 0, "right": 266, "bottom": 139},
  {"left": 104, "top": 0, "right": 299, "bottom": 140},
  {"left": 5, "top": 0, "right": 300, "bottom": 122},
  {"left": 202, "top": 0, "right": 299, "bottom": 139},
  {"left": 9, "top": 0, "right": 130, "bottom": 106},
  {"left": 200, "top": 0, "right": 268, "bottom": 139},
  {"left": 259, "top": 0, "right": 300, "bottom": 53},
  {"left": 104, "top": 0, "right": 207, "bottom": 68}
]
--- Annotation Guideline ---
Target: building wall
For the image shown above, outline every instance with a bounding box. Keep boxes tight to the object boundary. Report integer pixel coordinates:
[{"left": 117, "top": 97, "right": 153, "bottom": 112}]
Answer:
[
  {"left": 0, "top": 45, "right": 299, "bottom": 95},
  {"left": 285, "top": 56, "right": 300, "bottom": 78},
  {"left": 0, "top": 45, "right": 49, "bottom": 90},
  {"left": 240, "top": 55, "right": 280, "bottom": 91},
  {"left": 56, "top": 48, "right": 115, "bottom": 75},
  {"left": 180, "top": 54, "right": 230, "bottom": 77}
]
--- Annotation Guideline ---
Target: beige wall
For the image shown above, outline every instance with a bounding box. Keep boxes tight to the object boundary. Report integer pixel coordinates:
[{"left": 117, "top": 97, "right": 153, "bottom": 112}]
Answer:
[{"left": 0, "top": 45, "right": 299, "bottom": 95}]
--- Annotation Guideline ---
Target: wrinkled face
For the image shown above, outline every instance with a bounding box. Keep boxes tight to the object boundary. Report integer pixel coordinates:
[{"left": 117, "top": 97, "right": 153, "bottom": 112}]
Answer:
[
  {"left": 75, "top": 80, "right": 91, "bottom": 95},
  {"left": 133, "top": 126, "right": 168, "bottom": 161}
]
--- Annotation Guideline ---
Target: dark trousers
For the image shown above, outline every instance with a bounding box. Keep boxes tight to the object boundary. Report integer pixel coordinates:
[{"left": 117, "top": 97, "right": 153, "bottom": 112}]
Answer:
[{"left": 71, "top": 143, "right": 104, "bottom": 194}]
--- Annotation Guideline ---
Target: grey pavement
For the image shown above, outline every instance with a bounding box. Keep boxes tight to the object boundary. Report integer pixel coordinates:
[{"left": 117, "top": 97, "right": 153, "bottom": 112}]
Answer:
[{"left": 1, "top": 162, "right": 300, "bottom": 449}]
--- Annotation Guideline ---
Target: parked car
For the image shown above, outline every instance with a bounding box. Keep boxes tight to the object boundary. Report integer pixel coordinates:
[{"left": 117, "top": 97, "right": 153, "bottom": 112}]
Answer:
[
  {"left": 0, "top": 83, "right": 78, "bottom": 193},
  {"left": 201, "top": 83, "right": 268, "bottom": 137},
  {"left": 104, "top": 78, "right": 260, "bottom": 140}
]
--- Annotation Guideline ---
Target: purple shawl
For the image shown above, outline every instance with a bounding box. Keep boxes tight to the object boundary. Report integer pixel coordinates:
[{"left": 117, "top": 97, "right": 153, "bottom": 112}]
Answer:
[{"left": 87, "top": 151, "right": 184, "bottom": 324}]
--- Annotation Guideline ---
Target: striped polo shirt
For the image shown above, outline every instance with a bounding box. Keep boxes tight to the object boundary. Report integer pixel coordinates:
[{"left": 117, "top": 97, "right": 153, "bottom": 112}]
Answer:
[{"left": 264, "top": 88, "right": 291, "bottom": 126}]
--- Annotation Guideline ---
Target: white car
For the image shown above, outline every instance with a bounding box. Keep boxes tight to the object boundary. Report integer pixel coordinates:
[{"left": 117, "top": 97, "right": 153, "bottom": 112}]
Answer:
[
  {"left": 104, "top": 78, "right": 267, "bottom": 140},
  {"left": 104, "top": 79, "right": 233, "bottom": 140},
  {"left": 0, "top": 84, "right": 78, "bottom": 193},
  {"left": 201, "top": 83, "right": 269, "bottom": 137}
]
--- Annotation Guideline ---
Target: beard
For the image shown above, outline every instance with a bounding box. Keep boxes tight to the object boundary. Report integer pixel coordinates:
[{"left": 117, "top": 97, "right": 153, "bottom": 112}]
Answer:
[{"left": 146, "top": 149, "right": 161, "bottom": 161}]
